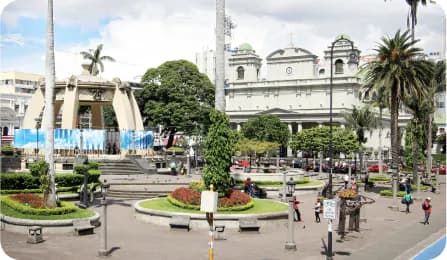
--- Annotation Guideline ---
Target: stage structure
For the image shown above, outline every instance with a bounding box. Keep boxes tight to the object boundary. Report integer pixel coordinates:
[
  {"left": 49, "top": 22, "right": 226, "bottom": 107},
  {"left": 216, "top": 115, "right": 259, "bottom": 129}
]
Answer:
[{"left": 19, "top": 65, "right": 148, "bottom": 156}]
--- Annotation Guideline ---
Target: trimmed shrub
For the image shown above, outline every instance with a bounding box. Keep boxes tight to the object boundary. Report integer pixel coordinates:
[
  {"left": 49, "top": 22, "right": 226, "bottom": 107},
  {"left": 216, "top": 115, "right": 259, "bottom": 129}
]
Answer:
[
  {"left": 0, "top": 186, "right": 78, "bottom": 195},
  {"left": 88, "top": 161, "right": 99, "bottom": 170},
  {"left": 189, "top": 181, "right": 206, "bottom": 192},
  {"left": 1, "top": 171, "right": 101, "bottom": 190},
  {"left": 1, "top": 195, "right": 77, "bottom": 215},
  {"left": 28, "top": 160, "right": 49, "bottom": 177},
  {"left": 369, "top": 175, "right": 391, "bottom": 182},
  {"left": 380, "top": 190, "right": 406, "bottom": 197},
  {"left": 167, "top": 193, "right": 254, "bottom": 212}
]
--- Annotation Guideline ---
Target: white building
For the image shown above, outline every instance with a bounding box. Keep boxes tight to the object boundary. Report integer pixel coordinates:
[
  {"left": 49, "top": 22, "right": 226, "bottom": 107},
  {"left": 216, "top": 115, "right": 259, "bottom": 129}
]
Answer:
[
  {"left": 0, "top": 71, "right": 43, "bottom": 140},
  {"left": 201, "top": 36, "right": 414, "bottom": 158}
]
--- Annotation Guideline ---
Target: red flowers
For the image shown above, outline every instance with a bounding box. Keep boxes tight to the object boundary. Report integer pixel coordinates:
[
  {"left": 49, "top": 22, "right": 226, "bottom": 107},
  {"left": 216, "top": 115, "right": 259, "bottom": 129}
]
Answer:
[
  {"left": 9, "top": 193, "right": 44, "bottom": 208},
  {"left": 170, "top": 188, "right": 251, "bottom": 208}
]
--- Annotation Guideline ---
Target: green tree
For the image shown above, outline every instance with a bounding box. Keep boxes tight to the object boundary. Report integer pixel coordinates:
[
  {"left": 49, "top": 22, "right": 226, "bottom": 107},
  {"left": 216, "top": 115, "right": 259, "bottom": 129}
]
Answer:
[
  {"left": 235, "top": 138, "right": 280, "bottom": 164},
  {"left": 343, "top": 105, "right": 378, "bottom": 173},
  {"left": 360, "top": 30, "right": 433, "bottom": 186},
  {"left": 202, "top": 110, "right": 236, "bottom": 196},
  {"left": 241, "top": 115, "right": 289, "bottom": 146},
  {"left": 404, "top": 120, "right": 424, "bottom": 168},
  {"left": 136, "top": 60, "right": 215, "bottom": 133},
  {"left": 80, "top": 44, "right": 115, "bottom": 76},
  {"left": 290, "top": 126, "right": 358, "bottom": 161}
]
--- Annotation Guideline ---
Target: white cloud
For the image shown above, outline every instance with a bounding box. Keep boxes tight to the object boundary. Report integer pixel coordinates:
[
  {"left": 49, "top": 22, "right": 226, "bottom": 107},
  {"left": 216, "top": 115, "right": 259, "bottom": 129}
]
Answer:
[{"left": 1, "top": 0, "right": 446, "bottom": 81}]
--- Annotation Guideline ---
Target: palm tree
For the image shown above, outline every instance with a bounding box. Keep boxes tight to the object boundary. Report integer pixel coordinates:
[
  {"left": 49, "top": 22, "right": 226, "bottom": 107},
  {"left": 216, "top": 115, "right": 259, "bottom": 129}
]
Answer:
[
  {"left": 44, "top": 0, "right": 57, "bottom": 208},
  {"left": 80, "top": 44, "right": 115, "bottom": 76},
  {"left": 361, "top": 30, "right": 433, "bottom": 201},
  {"left": 343, "top": 105, "right": 378, "bottom": 174},
  {"left": 405, "top": 0, "right": 432, "bottom": 40}
]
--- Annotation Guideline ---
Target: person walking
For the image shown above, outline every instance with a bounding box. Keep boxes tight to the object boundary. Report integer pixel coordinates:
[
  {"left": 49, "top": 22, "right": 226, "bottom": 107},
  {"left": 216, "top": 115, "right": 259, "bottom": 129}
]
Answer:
[
  {"left": 422, "top": 197, "right": 432, "bottom": 225},
  {"left": 364, "top": 172, "right": 369, "bottom": 191},
  {"left": 293, "top": 196, "right": 302, "bottom": 222},
  {"left": 403, "top": 192, "right": 413, "bottom": 213},
  {"left": 314, "top": 198, "right": 321, "bottom": 223},
  {"left": 343, "top": 174, "right": 349, "bottom": 189}
]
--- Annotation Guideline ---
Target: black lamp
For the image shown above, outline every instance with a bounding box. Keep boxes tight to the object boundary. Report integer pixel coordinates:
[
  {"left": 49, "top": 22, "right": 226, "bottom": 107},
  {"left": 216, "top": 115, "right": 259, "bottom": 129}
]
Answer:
[
  {"left": 101, "top": 179, "right": 110, "bottom": 199},
  {"left": 287, "top": 177, "right": 296, "bottom": 196}
]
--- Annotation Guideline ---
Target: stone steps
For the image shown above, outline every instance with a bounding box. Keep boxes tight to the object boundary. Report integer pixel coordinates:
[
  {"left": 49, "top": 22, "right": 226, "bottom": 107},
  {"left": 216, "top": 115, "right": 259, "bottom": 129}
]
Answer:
[{"left": 99, "top": 159, "right": 144, "bottom": 175}]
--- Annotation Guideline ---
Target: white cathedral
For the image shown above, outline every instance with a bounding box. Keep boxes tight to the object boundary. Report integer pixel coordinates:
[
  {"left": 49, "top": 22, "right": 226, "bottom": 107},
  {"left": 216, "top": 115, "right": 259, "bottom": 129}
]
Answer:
[{"left": 196, "top": 36, "right": 412, "bottom": 158}]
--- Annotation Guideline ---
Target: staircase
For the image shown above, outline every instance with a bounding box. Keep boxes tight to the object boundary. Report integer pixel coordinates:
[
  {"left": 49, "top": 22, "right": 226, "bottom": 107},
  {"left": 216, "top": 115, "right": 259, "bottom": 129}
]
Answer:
[
  {"left": 106, "top": 189, "right": 169, "bottom": 200},
  {"left": 99, "top": 159, "right": 144, "bottom": 175}
]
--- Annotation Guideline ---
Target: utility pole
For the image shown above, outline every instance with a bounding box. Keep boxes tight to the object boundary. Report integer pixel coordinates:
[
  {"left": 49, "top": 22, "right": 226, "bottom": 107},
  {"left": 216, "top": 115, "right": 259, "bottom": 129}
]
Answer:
[{"left": 215, "top": 0, "right": 225, "bottom": 111}]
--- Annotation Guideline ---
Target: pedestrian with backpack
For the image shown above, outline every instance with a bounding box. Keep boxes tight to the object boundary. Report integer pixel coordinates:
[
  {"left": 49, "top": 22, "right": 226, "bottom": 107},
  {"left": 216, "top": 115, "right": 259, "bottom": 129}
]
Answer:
[
  {"left": 403, "top": 192, "right": 413, "bottom": 213},
  {"left": 422, "top": 197, "right": 432, "bottom": 225}
]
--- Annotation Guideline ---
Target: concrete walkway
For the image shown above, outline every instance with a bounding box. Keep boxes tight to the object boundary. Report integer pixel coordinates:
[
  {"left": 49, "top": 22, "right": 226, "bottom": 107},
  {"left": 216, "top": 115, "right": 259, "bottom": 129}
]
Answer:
[{"left": 1, "top": 176, "right": 445, "bottom": 260}]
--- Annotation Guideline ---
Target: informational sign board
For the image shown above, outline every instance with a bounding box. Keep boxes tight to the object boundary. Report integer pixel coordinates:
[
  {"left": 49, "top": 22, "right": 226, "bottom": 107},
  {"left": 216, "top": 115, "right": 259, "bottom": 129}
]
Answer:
[
  {"left": 323, "top": 199, "right": 338, "bottom": 220},
  {"left": 200, "top": 191, "right": 218, "bottom": 213}
]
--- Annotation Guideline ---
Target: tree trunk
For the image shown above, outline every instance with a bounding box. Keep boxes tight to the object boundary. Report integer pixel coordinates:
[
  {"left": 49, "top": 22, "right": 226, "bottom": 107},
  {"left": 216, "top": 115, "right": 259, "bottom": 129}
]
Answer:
[
  {"left": 45, "top": 0, "right": 57, "bottom": 208},
  {"left": 390, "top": 94, "right": 400, "bottom": 201},
  {"left": 378, "top": 108, "right": 383, "bottom": 175},
  {"left": 215, "top": 0, "right": 225, "bottom": 111},
  {"left": 426, "top": 113, "right": 433, "bottom": 178},
  {"left": 412, "top": 120, "right": 420, "bottom": 194}
]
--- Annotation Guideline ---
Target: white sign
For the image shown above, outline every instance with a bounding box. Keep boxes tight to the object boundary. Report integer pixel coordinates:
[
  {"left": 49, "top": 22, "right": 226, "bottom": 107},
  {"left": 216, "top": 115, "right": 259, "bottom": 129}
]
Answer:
[
  {"left": 200, "top": 191, "right": 218, "bottom": 213},
  {"left": 323, "top": 199, "right": 338, "bottom": 220}
]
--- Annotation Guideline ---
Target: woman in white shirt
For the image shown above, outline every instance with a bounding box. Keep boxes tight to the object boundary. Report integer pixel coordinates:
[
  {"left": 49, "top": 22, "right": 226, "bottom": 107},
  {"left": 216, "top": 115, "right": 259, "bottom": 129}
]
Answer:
[{"left": 314, "top": 198, "right": 321, "bottom": 223}]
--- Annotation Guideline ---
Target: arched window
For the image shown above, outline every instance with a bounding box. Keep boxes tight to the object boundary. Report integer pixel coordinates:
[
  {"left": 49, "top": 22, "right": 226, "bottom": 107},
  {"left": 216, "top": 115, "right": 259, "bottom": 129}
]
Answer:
[
  {"left": 237, "top": 66, "right": 245, "bottom": 80},
  {"left": 2, "top": 126, "right": 8, "bottom": 136},
  {"left": 335, "top": 59, "right": 344, "bottom": 74},
  {"left": 319, "top": 68, "right": 325, "bottom": 76}
]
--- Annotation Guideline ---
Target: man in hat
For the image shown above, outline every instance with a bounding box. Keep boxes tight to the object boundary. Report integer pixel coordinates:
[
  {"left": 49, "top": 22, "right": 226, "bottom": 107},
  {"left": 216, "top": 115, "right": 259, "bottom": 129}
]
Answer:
[{"left": 422, "top": 197, "right": 432, "bottom": 225}]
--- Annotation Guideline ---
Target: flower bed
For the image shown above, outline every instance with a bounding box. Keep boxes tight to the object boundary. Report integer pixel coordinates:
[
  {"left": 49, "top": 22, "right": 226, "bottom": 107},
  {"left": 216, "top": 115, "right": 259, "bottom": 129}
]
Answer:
[
  {"left": 168, "top": 187, "right": 253, "bottom": 211},
  {"left": 337, "top": 189, "right": 358, "bottom": 200},
  {"left": 1, "top": 194, "right": 77, "bottom": 215}
]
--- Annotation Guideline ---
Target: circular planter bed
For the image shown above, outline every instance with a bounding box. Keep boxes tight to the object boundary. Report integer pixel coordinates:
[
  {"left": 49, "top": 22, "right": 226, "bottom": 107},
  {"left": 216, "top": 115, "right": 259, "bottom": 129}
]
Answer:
[
  {"left": 0, "top": 194, "right": 99, "bottom": 234},
  {"left": 135, "top": 197, "right": 288, "bottom": 229}
]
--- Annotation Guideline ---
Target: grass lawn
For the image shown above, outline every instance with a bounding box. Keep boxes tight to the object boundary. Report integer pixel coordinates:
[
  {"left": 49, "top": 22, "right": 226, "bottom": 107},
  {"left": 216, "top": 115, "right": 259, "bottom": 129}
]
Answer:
[
  {"left": 139, "top": 198, "right": 288, "bottom": 214},
  {"left": 0, "top": 203, "right": 95, "bottom": 220},
  {"left": 257, "top": 179, "right": 323, "bottom": 187}
]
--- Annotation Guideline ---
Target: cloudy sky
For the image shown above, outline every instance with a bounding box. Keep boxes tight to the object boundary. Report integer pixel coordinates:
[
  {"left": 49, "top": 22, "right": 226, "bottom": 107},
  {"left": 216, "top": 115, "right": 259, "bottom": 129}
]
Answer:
[{"left": 0, "top": 0, "right": 445, "bottom": 81}]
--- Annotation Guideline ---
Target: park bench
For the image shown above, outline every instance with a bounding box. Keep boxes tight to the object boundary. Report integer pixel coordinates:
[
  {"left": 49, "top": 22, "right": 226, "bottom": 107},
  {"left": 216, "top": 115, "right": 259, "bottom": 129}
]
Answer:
[
  {"left": 239, "top": 218, "right": 260, "bottom": 232},
  {"left": 169, "top": 215, "right": 190, "bottom": 231},
  {"left": 72, "top": 219, "right": 95, "bottom": 235}
]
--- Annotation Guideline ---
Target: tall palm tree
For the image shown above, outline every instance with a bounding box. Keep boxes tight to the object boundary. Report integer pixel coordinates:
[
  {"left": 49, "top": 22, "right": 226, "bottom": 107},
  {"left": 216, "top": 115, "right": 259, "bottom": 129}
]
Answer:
[
  {"left": 405, "top": 0, "right": 432, "bottom": 40},
  {"left": 80, "top": 44, "right": 115, "bottom": 76},
  {"left": 361, "top": 30, "right": 433, "bottom": 201},
  {"left": 44, "top": 0, "right": 57, "bottom": 208},
  {"left": 343, "top": 105, "right": 378, "bottom": 174}
]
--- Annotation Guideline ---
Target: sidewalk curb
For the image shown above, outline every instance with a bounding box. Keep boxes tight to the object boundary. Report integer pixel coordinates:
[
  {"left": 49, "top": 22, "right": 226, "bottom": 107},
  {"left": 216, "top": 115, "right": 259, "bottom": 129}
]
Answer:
[{"left": 393, "top": 227, "right": 446, "bottom": 260}]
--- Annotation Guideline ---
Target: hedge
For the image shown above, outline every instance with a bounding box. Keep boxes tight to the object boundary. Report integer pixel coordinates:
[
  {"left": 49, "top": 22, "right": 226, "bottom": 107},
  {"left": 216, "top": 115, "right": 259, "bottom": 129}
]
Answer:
[
  {"left": 368, "top": 175, "right": 391, "bottom": 182},
  {"left": 0, "top": 171, "right": 101, "bottom": 190},
  {"left": 0, "top": 196, "right": 77, "bottom": 215},
  {"left": 235, "top": 177, "right": 310, "bottom": 186},
  {"left": 0, "top": 186, "right": 78, "bottom": 195},
  {"left": 380, "top": 190, "right": 406, "bottom": 197},
  {"left": 167, "top": 194, "right": 254, "bottom": 212}
]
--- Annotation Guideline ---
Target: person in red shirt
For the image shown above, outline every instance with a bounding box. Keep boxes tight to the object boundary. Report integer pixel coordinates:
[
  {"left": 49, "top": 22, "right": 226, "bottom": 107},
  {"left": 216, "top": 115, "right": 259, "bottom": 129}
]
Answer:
[
  {"left": 293, "top": 196, "right": 302, "bottom": 222},
  {"left": 422, "top": 197, "right": 432, "bottom": 225}
]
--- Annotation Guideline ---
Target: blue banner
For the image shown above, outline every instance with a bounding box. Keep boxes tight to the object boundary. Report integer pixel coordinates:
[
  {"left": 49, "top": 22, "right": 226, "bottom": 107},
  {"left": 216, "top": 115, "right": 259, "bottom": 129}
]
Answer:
[{"left": 120, "top": 130, "right": 154, "bottom": 150}]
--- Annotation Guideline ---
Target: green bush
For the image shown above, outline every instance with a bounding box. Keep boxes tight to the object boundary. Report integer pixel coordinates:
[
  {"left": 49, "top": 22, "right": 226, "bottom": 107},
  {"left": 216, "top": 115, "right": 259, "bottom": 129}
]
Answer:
[
  {"left": 369, "top": 175, "right": 391, "bottom": 182},
  {"left": 28, "top": 160, "right": 49, "bottom": 177},
  {"left": 88, "top": 161, "right": 99, "bottom": 170},
  {"left": 380, "top": 190, "right": 406, "bottom": 197},
  {"left": 0, "top": 196, "right": 77, "bottom": 215},
  {"left": 235, "top": 178, "right": 310, "bottom": 186},
  {"left": 189, "top": 181, "right": 205, "bottom": 192},
  {"left": 1, "top": 171, "right": 101, "bottom": 190}
]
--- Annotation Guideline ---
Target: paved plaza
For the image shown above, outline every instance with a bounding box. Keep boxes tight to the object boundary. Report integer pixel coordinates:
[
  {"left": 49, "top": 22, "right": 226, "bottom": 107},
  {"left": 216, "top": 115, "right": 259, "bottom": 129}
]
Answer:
[{"left": 1, "top": 175, "right": 445, "bottom": 260}]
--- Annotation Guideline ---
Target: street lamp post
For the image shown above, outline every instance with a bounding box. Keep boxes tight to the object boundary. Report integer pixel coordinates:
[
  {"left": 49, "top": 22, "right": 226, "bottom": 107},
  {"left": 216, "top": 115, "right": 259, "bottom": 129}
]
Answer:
[
  {"left": 327, "top": 36, "right": 358, "bottom": 260},
  {"left": 35, "top": 118, "right": 41, "bottom": 160},
  {"left": 98, "top": 179, "right": 110, "bottom": 257},
  {"left": 285, "top": 178, "right": 296, "bottom": 250},
  {"left": 328, "top": 35, "right": 358, "bottom": 199},
  {"left": 436, "top": 160, "right": 440, "bottom": 194}
]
